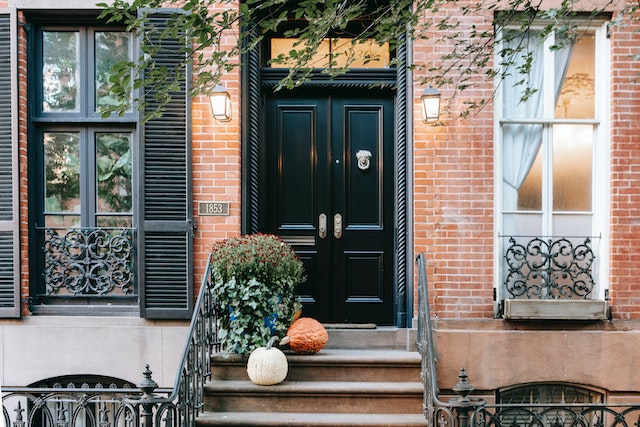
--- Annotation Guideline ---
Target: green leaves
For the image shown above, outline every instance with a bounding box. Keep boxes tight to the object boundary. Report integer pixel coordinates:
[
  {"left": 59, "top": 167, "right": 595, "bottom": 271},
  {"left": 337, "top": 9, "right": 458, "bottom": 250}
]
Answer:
[
  {"left": 210, "top": 234, "right": 304, "bottom": 355},
  {"left": 97, "top": 0, "right": 628, "bottom": 120}
]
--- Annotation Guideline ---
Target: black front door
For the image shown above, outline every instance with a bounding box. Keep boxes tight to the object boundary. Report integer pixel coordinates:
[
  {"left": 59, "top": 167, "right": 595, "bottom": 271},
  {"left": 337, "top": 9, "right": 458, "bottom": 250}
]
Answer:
[{"left": 264, "top": 91, "right": 395, "bottom": 325}]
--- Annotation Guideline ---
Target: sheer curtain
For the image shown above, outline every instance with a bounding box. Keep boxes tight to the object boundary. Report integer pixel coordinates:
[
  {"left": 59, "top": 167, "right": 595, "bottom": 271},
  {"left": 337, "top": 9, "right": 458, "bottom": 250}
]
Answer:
[{"left": 502, "top": 32, "right": 573, "bottom": 212}]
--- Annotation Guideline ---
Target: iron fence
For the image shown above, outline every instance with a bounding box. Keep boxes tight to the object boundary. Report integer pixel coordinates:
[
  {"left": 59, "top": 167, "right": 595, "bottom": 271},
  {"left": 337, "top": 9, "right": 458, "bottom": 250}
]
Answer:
[{"left": 2, "top": 256, "right": 219, "bottom": 427}]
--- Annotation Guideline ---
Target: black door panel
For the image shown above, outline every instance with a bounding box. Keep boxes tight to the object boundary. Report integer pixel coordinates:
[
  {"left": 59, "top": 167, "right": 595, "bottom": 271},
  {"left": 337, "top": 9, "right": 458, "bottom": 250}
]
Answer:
[{"left": 265, "top": 93, "right": 394, "bottom": 324}]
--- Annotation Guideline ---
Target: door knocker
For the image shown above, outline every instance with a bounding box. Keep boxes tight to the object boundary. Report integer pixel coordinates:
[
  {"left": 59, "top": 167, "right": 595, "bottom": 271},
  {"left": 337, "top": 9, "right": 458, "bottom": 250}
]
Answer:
[{"left": 356, "top": 150, "right": 372, "bottom": 171}]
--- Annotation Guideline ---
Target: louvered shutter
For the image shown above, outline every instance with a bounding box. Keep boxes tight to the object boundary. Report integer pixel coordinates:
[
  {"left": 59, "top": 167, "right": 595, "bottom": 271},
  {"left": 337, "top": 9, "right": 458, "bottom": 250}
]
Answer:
[
  {"left": 0, "top": 10, "right": 19, "bottom": 318},
  {"left": 139, "top": 10, "right": 194, "bottom": 319}
]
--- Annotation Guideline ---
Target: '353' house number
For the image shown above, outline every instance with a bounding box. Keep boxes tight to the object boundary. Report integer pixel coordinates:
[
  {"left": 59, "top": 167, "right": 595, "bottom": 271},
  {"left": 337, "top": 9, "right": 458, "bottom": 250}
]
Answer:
[{"left": 198, "top": 202, "right": 230, "bottom": 216}]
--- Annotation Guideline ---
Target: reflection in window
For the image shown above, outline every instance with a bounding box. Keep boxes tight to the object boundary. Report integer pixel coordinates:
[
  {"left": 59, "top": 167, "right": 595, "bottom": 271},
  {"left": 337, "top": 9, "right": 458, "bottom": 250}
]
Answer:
[
  {"left": 44, "top": 132, "right": 80, "bottom": 214},
  {"left": 555, "top": 35, "right": 595, "bottom": 119},
  {"left": 95, "top": 32, "right": 132, "bottom": 111},
  {"left": 42, "top": 31, "right": 79, "bottom": 112},
  {"left": 96, "top": 132, "right": 132, "bottom": 215}
]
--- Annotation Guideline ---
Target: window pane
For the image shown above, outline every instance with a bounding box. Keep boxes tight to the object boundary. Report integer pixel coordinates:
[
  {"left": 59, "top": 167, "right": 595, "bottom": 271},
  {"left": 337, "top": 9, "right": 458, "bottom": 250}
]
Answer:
[
  {"left": 44, "top": 215, "right": 80, "bottom": 228},
  {"left": 331, "top": 38, "right": 390, "bottom": 68},
  {"left": 44, "top": 132, "right": 80, "bottom": 213},
  {"left": 270, "top": 38, "right": 389, "bottom": 69},
  {"left": 553, "top": 214, "right": 592, "bottom": 236},
  {"left": 42, "top": 31, "right": 79, "bottom": 112},
  {"left": 502, "top": 213, "right": 543, "bottom": 236},
  {"left": 96, "top": 215, "right": 132, "bottom": 228},
  {"left": 95, "top": 31, "right": 131, "bottom": 111},
  {"left": 502, "top": 123, "right": 543, "bottom": 211},
  {"left": 501, "top": 30, "right": 544, "bottom": 119},
  {"left": 555, "top": 34, "right": 595, "bottom": 119},
  {"left": 552, "top": 124, "right": 593, "bottom": 211},
  {"left": 96, "top": 132, "right": 132, "bottom": 214}
]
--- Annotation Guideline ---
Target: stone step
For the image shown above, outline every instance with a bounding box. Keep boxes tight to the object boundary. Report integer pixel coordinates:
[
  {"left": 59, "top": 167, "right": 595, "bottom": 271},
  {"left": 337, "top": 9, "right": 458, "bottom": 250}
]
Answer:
[
  {"left": 197, "top": 412, "right": 429, "bottom": 426},
  {"left": 211, "top": 349, "right": 422, "bottom": 382},
  {"left": 323, "top": 327, "right": 417, "bottom": 350},
  {"left": 203, "top": 380, "right": 424, "bottom": 414}
]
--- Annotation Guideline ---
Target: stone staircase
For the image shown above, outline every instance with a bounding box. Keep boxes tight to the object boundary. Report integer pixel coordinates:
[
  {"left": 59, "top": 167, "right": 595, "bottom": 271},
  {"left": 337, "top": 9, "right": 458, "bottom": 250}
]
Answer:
[{"left": 196, "top": 328, "right": 428, "bottom": 426}]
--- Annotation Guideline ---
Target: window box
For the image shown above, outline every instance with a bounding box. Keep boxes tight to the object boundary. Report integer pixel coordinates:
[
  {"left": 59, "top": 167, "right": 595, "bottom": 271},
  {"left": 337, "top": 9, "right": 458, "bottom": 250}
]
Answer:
[{"left": 503, "top": 299, "right": 609, "bottom": 320}]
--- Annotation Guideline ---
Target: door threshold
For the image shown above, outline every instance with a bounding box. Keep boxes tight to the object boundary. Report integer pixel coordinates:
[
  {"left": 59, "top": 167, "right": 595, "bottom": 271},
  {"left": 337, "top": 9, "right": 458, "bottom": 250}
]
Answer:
[{"left": 322, "top": 323, "right": 377, "bottom": 329}]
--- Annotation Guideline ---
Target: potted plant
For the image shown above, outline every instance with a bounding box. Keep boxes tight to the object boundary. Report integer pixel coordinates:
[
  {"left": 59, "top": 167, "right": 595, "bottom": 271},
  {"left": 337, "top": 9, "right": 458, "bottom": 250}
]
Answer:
[{"left": 210, "top": 233, "right": 304, "bottom": 355}]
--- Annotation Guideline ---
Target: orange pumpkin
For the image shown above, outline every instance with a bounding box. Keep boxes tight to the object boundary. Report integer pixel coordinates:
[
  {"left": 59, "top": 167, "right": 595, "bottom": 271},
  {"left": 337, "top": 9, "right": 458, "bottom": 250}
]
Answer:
[{"left": 284, "top": 317, "right": 328, "bottom": 354}]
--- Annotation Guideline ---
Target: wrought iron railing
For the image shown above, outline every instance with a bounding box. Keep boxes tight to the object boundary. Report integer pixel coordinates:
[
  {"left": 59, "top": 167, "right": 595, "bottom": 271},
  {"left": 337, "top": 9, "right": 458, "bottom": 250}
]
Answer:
[
  {"left": 416, "top": 252, "right": 640, "bottom": 427},
  {"left": 503, "top": 236, "right": 595, "bottom": 299},
  {"left": 2, "top": 256, "right": 219, "bottom": 427},
  {"left": 43, "top": 227, "right": 135, "bottom": 296}
]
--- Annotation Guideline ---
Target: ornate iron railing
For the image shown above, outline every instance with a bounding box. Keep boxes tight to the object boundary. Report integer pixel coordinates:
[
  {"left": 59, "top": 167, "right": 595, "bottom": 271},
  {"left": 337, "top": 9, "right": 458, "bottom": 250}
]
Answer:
[
  {"left": 3, "top": 256, "right": 219, "bottom": 427},
  {"left": 503, "top": 236, "right": 595, "bottom": 299},
  {"left": 43, "top": 227, "right": 135, "bottom": 296},
  {"left": 416, "top": 252, "right": 640, "bottom": 427}
]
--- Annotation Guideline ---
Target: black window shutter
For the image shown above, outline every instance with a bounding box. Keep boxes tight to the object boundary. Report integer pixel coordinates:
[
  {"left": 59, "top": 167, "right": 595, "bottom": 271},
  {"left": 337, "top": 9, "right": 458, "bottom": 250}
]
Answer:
[
  {"left": 139, "top": 10, "right": 194, "bottom": 319},
  {"left": 0, "top": 11, "right": 19, "bottom": 318}
]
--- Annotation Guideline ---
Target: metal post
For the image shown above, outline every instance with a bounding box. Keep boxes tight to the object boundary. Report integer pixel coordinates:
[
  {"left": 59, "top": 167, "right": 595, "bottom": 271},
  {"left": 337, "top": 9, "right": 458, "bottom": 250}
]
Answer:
[
  {"left": 138, "top": 365, "right": 158, "bottom": 427},
  {"left": 450, "top": 368, "right": 483, "bottom": 427}
]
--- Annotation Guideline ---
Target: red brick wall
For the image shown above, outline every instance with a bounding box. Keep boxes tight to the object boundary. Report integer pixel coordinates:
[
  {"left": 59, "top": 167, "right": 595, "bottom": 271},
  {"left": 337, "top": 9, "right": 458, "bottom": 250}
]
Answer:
[
  {"left": 412, "top": 3, "right": 496, "bottom": 319},
  {"left": 608, "top": 11, "right": 640, "bottom": 320},
  {"left": 190, "top": 6, "right": 243, "bottom": 294}
]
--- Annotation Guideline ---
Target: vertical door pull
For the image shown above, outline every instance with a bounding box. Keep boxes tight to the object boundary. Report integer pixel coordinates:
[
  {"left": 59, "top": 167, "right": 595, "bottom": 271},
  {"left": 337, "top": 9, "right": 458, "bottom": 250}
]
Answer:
[
  {"left": 334, "top": 214, "right": 342, "bottom": 239},
  {"left": 319, "top": 213, "right": 327, "bottom": 239}
]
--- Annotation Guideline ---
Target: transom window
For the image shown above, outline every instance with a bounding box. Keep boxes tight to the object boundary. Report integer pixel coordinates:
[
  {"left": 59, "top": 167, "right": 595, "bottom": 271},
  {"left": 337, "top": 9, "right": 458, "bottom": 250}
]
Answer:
[
  {"left": 497, "top": 22, "right": 609, "bottom": 302},
  {"left": 269, "top": 37, "right": 390, "bottom": 68}
]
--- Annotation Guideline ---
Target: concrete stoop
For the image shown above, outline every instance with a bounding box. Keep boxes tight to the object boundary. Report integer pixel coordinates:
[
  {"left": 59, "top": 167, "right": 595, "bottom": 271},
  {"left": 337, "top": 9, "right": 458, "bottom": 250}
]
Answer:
[{"left": 196, "top": 328, "right": 428, "bottom": 427}]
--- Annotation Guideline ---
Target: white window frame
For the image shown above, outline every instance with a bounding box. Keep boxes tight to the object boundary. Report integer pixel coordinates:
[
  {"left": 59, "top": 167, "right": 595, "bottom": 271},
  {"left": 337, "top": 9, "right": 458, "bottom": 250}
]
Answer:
[{"left": 493, "top": 20, "right": 611, "bottom": 308}]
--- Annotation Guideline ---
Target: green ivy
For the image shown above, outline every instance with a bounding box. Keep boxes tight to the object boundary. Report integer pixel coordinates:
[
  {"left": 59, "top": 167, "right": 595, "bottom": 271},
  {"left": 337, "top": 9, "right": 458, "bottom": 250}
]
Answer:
[{"left": 210, "top": 234, "right": 304, "bottom": 355}]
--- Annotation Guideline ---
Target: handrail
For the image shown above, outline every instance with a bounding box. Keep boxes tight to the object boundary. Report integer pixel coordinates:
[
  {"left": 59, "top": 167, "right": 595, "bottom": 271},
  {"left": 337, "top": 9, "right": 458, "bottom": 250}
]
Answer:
[
  {"left": 128, "top": 254, "right": 219, "bottom": 426},
  {"left": 416, "top": 252, "right": 484, "bottom": 425},
  {"left": 2, "top": 256, "right": 219, "bottom": 427}
]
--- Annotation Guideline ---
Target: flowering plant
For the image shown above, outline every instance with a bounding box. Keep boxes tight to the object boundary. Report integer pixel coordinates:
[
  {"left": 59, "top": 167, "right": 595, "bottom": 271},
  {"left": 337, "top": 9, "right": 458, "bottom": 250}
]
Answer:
[{"left": 210, "top": 233, "right": 304, "bottom": 355}]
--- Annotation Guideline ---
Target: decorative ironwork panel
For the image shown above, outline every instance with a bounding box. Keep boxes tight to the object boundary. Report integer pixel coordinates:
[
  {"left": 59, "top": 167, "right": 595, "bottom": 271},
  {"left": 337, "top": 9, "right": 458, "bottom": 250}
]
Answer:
[
  {"left": 43, "top": 227, "right": 134, "bottom": 296},
  {"left": 503, "top": 237, "right": 595, "bottom": 299}
]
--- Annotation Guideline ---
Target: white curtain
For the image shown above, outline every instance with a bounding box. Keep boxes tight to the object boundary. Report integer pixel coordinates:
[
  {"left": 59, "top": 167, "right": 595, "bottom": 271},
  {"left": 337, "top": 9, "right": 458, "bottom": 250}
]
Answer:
[{"left": 502, "top": 32, "right": 573, "bottom": 211}]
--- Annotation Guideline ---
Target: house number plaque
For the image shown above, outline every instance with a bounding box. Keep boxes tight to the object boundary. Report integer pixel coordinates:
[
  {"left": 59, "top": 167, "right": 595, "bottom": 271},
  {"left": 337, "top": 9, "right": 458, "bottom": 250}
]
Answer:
[{"left": 198, "top": 202, "right": 230, "bottom": 216}]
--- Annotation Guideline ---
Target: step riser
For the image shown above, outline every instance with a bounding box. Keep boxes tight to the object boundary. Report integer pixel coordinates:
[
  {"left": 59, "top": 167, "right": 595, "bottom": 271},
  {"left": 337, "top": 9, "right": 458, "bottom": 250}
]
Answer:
[
  {"left": 205, "top": 394, "right": 423, "bottom": 414},
  {"left": 212, "top": 364, "right": 421, "bottom": 382}
]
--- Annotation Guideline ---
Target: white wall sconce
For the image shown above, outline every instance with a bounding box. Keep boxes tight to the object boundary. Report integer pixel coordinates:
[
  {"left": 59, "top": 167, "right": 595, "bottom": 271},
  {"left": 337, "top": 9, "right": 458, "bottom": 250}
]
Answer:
[
  {"left": 420, "top": 86, "right": 441, "bottom": 123},
  {"left": 210, "top": 84, "right": 232, "bottom": 121}
]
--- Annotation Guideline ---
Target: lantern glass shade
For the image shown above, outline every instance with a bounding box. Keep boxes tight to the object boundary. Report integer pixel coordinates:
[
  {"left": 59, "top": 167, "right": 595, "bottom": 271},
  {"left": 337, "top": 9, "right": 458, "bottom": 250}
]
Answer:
[
  {"left": 421, "top": 86, "right": 441, "bottom": 123},
  {"left": 210, "top": 85, "right": 231, "bottom": 121}
]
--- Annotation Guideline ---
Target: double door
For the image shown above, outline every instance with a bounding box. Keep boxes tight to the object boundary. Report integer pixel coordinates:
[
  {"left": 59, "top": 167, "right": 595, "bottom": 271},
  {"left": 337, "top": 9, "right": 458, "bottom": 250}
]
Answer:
[{"left": 264, "top": 92, "right": 395, "bottom": 325}]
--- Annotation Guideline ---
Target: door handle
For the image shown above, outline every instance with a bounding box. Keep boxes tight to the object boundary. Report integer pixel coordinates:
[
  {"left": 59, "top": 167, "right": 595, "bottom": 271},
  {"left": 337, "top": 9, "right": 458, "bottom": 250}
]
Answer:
[
  {"left": 334, "top": 214, "right": 342, "bottom": 239},
  {"left": 319, "top": 213, "right": 327, "bottom": 239}
]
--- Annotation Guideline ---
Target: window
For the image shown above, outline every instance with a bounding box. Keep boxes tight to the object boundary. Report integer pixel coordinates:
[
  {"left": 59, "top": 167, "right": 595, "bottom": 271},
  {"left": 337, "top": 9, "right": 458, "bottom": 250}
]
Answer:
[
  {"left": 32, "top": 26, "right": 136, "bottom": 307},
  {"left": 496, "top": 22, "right": 609, "bottom": 307},
  {"left": 497, "top": 383, "right": 605, "bottom": 427},
  {"left": 26, "top": 12, "right": 194, "bottom": 318}
]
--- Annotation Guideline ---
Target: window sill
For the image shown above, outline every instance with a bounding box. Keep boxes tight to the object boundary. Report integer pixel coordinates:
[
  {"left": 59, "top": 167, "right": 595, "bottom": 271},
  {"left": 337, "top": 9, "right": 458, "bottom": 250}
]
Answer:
[{"left": 503, "top": 299, "right": 609, "bottom": 321}]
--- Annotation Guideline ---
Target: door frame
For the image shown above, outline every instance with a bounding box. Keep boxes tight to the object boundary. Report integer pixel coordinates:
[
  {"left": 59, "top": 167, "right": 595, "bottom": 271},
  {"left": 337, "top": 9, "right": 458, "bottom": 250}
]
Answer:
[{"left": 241, "top": 31, "right": 414, "bottom": 328}]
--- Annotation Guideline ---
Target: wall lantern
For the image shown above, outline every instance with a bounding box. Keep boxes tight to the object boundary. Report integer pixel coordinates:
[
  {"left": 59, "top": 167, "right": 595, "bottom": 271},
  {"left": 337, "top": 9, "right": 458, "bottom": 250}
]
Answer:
[
  {"left": 420, "top": 86, "right": 441, "bottom": 123},
  {"left": 210, "top": 84, "right": 232, "bottom": 121}
]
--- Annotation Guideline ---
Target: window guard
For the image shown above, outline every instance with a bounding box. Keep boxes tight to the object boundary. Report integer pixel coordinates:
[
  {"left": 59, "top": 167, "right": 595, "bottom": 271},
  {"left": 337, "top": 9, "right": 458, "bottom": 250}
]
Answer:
[
  {"left": 502, "top": 235, "right": 596, "bottom": 300},
  {"left": 40, "top": 227, "right": 135, "bottom": 297}
]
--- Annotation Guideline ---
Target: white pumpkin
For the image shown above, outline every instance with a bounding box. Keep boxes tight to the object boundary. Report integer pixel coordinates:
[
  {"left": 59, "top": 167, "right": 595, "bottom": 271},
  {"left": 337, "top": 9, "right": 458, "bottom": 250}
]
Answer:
[{"left": 246, "top": 336, "right": 288, "bottom": 385}]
